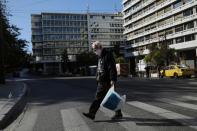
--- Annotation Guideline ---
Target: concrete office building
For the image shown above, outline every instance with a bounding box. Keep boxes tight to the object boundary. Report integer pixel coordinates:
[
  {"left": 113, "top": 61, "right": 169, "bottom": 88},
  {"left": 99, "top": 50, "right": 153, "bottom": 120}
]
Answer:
[
  {"left": 122, "top": 0, "right": 197, "bottom": 73},
  {"left": 31, "top": 12, "right": 124, "bottom": 74},
  {"left": 88, "top": 13, "right": 125, "bottom": 54}
]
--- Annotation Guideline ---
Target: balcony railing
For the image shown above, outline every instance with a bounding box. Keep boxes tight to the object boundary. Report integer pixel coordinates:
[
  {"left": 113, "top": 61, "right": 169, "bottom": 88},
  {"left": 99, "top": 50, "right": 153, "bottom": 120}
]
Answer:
[
  {"left": 169, "top": 39, "right": 197, "bottom": 50},
  {"left": 124, "top": 0, "right": 155, "bottom": 19},
  {"left": 127, "top": 14, "right": 197, "bottom": 41},
  {"left": 124, "top": 0, "right": 176, "bottom": 27},
  {"left": 125, "top": 27, "right": 197, "bottom": 49},
  {"left": 123, "top": 0, "right": 140, "bottom": 12},
  {"left": 124, "top": 0, "right": 197, "bottom": 34}
]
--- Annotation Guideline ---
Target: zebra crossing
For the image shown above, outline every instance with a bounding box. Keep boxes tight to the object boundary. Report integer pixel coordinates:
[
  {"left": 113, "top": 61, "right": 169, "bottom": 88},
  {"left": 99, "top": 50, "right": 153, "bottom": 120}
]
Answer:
[{"left": 11, "top": 95, "right": 197, "bottom": 131}]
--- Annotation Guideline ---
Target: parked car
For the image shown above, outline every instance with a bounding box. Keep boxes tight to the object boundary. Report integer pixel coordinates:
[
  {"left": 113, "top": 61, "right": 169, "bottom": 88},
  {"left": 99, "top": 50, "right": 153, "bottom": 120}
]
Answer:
[{"left": 160, "top": 64, "right": 195, "bottom": 78}]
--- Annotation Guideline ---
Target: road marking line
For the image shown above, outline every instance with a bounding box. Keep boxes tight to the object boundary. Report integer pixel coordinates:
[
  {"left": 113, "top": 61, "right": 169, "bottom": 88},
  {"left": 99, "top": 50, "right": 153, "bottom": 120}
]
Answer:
[
  {"left": 100, "top": 107, "right": 139, "bottom": 130},
  {"left": 61, "top": 108, "right": 91, "bottom": 131},
  {"left": 127, "top": 101, "right": 197, "bottom": 130},
  {"left": 14, "top": 111, "right": 38, "bottom": 131},
  {"left": 182, "top": 96, "right": 197, "bottom": 101},
  {"left": 158, "top": 98, "right": 197, "bottom": 111}
]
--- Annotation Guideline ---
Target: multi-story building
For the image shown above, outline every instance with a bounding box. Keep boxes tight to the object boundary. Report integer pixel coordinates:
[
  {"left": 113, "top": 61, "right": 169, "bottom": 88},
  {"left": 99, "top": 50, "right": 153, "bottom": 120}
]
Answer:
[
  {"left": 88, "top": 13, "right": 125, "bottom": 54},
  {"left": 32, "top": 12, "right": 124, "bottom": 74},
  {"left": 122, "top": 0, "right": 197, "bottom": 73}
]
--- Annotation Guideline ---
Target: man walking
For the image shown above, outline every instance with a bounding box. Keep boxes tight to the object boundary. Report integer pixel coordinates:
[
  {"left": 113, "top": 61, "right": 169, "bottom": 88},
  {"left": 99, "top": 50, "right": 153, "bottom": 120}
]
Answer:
[{"left": 83, "top": 41, "right": 123, "bottom": 120}]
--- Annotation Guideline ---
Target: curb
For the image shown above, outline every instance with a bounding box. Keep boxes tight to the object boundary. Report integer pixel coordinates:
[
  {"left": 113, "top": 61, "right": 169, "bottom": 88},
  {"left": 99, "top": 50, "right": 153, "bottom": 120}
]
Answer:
[{"left": 0, "top": 83, "right": 28, "bottom": 129}]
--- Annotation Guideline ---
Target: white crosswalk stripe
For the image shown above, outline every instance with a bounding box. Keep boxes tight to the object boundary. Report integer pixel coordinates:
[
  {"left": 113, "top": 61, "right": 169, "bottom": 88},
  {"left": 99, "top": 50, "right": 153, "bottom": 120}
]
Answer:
[
  {"left": 100, "top": 107, "right": 137, "bottom": 131},
  {"left": 61, "top": 108, "right": 91, "bottom": 131},
  {"left": 182, "top": 96, "right": 197, "bottom": 101},
  {"left": 127, "top": 101, "right": 197, "bottom": 130},
  {"left": 10, "top": 96, "right": 197, "bottom": 131},
  {"left": 158, "top": 98, "right": 197, "bottom": 111}
]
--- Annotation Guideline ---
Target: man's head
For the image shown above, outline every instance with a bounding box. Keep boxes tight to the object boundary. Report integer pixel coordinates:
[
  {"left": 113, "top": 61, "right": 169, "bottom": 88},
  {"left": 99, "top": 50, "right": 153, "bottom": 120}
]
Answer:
[{"left": 92, "top": 41, "right": 102, "bottom": 56}]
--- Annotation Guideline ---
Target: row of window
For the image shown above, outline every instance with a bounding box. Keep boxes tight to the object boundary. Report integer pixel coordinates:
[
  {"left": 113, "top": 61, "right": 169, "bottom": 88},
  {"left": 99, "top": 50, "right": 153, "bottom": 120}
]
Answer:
[
  {"left": 42, "top": 14, "right": 87, "bottom": 21},
  {"left": 125, "top": 0, "right": 193, "bottom": 25},
  {"left": 126, "top": 5, "right": 195, "bottom": 31},
  {"left": 42, "top": 20, "right": 88, "bottom": 27},
  {"left": 130, "top": 21, "right": 195, "bottom": 44},
  {"left": 126, "top": 34, "right": 196, "bottom": 53},
  {"left": 125, "top": 0, "right": 192, "bottom": 22},
  {"left": 43, "top": 34, "right": 88, "bottom": 41},
  {"left": 110, "top": 23, "right": 123, "bottom": 27},
  {"left": 90, "top": 15, "right": 117, "bottom": 20},
  {"left": 127, "top": 8, "right": 195, "bottom": 39},
  {"left": 91, "top": 34, "right": 123, "bottom": 39},
  {"left": 42, "top": 27, "right": 88, "bottom": 34},
  {"left": 43, "top": 47, "right": 88, "bottom": 55},
  {"left": 91, "top": 28, "right": 124, "bottom": 33}
]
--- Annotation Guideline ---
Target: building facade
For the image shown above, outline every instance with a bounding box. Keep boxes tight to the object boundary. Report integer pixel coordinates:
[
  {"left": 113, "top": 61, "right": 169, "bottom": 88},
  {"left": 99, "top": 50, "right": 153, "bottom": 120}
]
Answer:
[
  {"left": 122, "top": 0, "right": 197, "bottom": 74},
  {"left": 88, "top": 13, "right": 125, "bottom": 54},
  {"left": 31, "top": 12, "right": 124, "bottom": 74}
]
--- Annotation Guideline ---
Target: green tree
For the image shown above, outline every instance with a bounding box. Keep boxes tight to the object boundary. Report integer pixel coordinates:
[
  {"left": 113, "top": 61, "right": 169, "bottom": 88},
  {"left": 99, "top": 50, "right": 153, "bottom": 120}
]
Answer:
[
  {"left": 0, "top": 1, "right": 29, "bottom": 84},
  {"left": 76, "top": 52, "right": 97, "bottom": 66},
  {"left": 144, "top": 43, "right": 176, "bottom": 67},
  {"left": 61, "top": 49, "right": 69, "bottom": 72},
  {"left": 115, "top": 56, "right": 126, "bottom": 63}
]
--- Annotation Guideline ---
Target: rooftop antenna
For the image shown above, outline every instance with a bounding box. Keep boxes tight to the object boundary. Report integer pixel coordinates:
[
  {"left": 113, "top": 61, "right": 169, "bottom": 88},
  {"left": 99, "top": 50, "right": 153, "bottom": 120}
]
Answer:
[
  {"left": 114, "top": 3, "right": 118, "bottom": 13},
  {"left": 86, "top": 4, "right": 90, "bottom": 14}
]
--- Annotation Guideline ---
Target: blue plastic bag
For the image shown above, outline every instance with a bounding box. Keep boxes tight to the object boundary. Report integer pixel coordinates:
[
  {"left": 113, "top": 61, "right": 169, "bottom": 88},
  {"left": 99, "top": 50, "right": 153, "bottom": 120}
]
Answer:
[{"left": 101, "top": 86, "right": 126, "bottom": 111}]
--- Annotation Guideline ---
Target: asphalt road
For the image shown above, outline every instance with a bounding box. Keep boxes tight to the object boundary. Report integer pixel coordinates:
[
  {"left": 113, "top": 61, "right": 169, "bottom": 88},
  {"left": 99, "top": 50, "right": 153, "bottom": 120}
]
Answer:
[{"left": 4, "top": 76, "right": 197, "bottom": 131}]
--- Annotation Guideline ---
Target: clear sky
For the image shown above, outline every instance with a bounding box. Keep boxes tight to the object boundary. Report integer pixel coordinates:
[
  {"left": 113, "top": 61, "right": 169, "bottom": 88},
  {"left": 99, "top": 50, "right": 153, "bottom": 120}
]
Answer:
[{"left": 7, "top": 0, "right": 123, "bottom": 53}]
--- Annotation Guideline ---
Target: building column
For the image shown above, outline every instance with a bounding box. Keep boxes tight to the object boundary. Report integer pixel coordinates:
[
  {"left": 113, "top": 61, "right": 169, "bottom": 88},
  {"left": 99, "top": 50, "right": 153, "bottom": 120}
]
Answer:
[
  {"left": 193, "top": 6, "right": 196, "bottom": 14},
  {"left": 195, "top": 48, "right": 197, "bottom": 69},
  {"left": 59, "top": 63, "right": 62, "bottom": 74},
  {"left": 43, "top": 63, "right": 47, "bottom": 74}
]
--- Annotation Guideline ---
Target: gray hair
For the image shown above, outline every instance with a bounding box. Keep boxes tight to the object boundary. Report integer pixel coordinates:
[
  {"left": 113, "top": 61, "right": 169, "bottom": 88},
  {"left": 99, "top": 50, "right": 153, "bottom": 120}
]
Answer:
[{"left": 92, "top": 41, "right": 102, "bottom": 49}]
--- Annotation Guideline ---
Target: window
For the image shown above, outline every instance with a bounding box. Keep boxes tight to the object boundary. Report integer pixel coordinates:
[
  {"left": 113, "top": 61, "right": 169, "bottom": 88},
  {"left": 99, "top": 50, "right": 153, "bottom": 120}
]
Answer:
[
  {"left": 183, "top": 8, "right": 193, "bottom": 16},
  {"left": 157, "top": 0, "right": 164, "bottom": 5},
  {"left": 175, "top": 25, "right": 184, "bottom": 32},
  {"left": 176, "top": 37, "right": 184, "bottom": 43},
  {"left": 102, "top": 16, "right": 105, "bottom": 19},
  {"left": 173, "top": 0, "right": 182, "bottom": 9},
  {"left": 166, "top": 28, "right": 173, "bottom": 35},
  {"left": 174, "top": 13, "right": 183, "bottom": 21},
  {"left": 157, "top": 9, "right": 164, "bottom": 16},
  {"left": 184, "top": 21, "right": 194, "bottom": 29},
  {"left": 185, "top": 34, "right": 195, "bottom": 41},
  {"left": 164, "top": 6, "right": 171, "bottom": 13}
]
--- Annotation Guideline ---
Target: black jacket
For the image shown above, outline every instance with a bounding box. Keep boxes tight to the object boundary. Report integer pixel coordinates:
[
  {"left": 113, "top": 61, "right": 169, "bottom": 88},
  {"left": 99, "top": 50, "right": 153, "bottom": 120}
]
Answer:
[{"left": 96, "top": 49, "right": 117, "bottom": 83}]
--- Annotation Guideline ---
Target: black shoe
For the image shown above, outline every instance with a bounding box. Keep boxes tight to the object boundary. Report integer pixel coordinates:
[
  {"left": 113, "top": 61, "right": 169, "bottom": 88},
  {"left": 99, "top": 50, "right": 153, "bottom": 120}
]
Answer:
[
  {"left": 111, "top": 114, "right": 123, "bottom": 120},
  {"left": 83, "top": 113, "right": 95, "bottom": 120}
]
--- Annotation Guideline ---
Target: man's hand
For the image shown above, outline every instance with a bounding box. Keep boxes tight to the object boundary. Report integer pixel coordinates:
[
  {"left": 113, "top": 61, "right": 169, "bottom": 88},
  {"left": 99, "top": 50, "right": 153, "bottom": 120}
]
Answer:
[{"left": 110, "top": 81, "right": 115, "bottom": 87}]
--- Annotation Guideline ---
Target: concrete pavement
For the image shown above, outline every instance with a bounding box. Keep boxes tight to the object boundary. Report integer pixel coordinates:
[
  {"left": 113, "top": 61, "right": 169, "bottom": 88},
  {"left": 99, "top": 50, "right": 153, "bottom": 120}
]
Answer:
[{"left": 0, "top": 81, "right": 27, "bottom": 129}]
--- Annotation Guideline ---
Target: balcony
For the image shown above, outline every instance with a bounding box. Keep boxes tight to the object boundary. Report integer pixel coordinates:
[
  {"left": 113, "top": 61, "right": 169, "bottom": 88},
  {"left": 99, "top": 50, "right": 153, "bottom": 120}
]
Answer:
[
  {"left": 131, "top": 38, "right": 159, "bottom": 48},
  {"left": 124, "top": 0, "right": 176, "bottom": 27},
  {"left": 124, "top": 0, "right": 155, "bottom": 19},
  {"left": 123, "top": 0, "right": 140, "bottom": 12},
  {"left": 124, "top": 0, "right": 197, "bottom": 34},
  {"left": 126, "top": 27, "right": 197, "bottom": 49},
  {"left": 169, "top": 39, "right": 197, "bottom": 50},
  {"left": 125, "top": 49, "right": 150, "bottom": 57},
  {"left": 127, "top": 14, "right": 197, "bottom": 41},
  {"left": 35, "top": 56, "right": 61, "bottom": 63},
  {"left": 122, "top": 0, "right": 129, "bottom": 4}
]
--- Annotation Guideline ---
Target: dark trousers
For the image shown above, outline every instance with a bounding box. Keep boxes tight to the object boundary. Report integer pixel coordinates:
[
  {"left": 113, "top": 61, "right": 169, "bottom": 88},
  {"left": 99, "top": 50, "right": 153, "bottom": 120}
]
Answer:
[{"left": 89, "top": 82, "right": 121, "bottom": 115}]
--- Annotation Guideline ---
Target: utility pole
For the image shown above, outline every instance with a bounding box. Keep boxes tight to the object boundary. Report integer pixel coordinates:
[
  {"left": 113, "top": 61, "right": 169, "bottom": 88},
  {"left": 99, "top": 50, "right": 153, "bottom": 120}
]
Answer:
[{"left": 0, "top": 0, "right": 6, "bottom": 84}]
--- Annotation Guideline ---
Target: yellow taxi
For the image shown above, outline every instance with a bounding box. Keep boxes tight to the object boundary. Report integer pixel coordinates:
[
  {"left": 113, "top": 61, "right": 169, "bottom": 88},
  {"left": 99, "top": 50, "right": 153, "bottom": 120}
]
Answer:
[{"left": 160, "top": 64, "right": 195, "bottom": 78}]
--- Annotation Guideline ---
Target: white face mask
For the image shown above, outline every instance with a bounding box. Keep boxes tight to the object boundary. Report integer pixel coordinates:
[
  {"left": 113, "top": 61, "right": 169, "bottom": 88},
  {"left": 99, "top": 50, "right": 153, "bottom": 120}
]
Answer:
[{"left": 95, "top": 49, "right": 102, "bottom": 56}]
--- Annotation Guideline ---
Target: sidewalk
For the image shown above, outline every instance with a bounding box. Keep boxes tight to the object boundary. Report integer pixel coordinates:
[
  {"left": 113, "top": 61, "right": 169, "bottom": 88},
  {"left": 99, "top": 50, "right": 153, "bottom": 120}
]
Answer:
[{"left": 0, "top": 81, "right": 27, "bottom": 129}]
